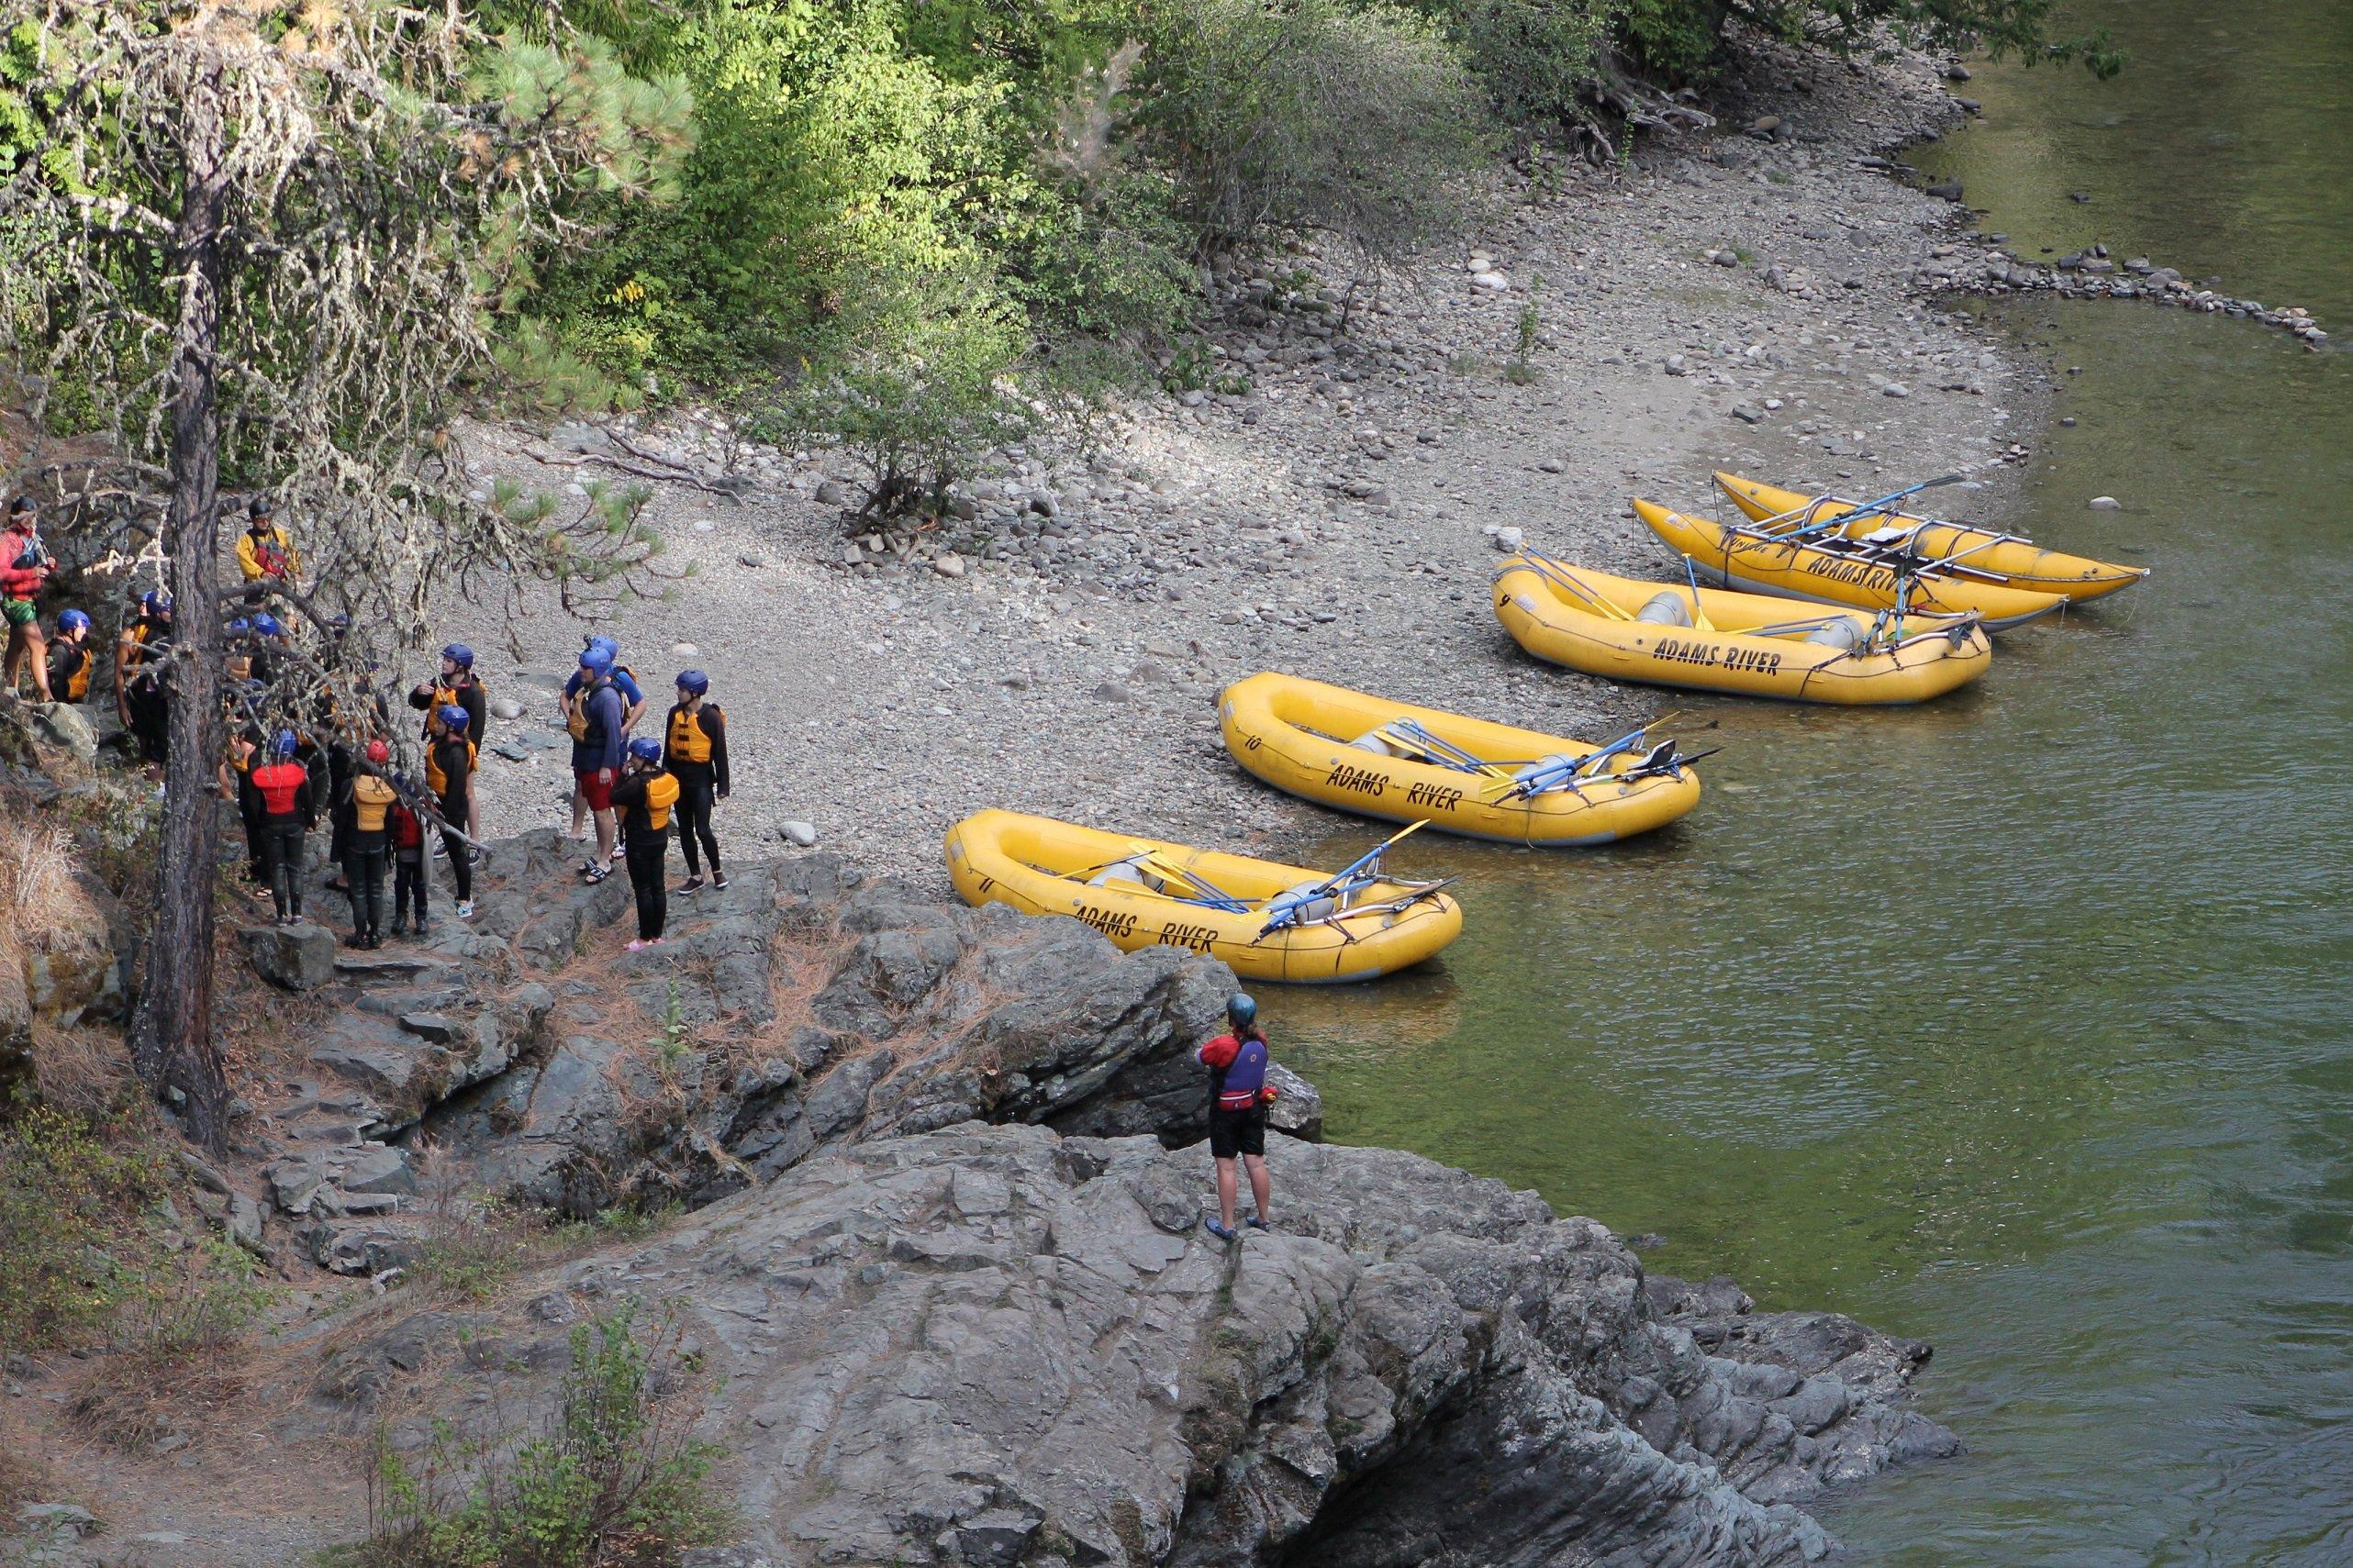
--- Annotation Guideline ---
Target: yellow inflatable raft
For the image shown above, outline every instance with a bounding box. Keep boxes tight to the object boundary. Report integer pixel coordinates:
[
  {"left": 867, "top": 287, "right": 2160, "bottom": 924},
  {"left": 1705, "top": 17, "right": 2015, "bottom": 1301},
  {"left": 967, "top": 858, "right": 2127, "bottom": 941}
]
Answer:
[
  {"left": 1493, "top": 555, "right": 1991, "bottom": 705},
  {"left": 1218, "top": 672, "right": 1700, "bottom": 846},
  {"left": 943, "top": 809, "right": 1462, "bottom": 984},
  {"left": 1714, "top": 473, "right": 2148, "bottom": 603},
  {"left": 1634, "top": 498, "right": 2067, "bottom": 629}
]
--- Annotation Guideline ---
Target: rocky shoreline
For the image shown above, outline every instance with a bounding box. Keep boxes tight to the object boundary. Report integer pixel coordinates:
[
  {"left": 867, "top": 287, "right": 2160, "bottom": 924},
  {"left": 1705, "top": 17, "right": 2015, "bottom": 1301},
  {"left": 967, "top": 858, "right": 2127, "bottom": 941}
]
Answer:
[
  {"left": 5, "top": 829, "right": 1956, "bottom": 1563},
  {"left": 432, "top": 37, "right": 2046, "bottom": 888}
]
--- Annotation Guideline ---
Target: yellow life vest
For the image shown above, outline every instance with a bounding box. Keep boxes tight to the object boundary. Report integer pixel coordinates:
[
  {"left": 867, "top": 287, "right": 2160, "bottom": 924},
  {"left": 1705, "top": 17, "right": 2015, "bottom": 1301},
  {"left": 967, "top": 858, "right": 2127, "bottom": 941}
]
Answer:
[
  {"left": 351, "top": 774, "right": 397, "bottom": 834},
  {"left": 425, "top": 738, "right": 476, "bottom": 798},
  {"left": 567, "top": 676, "right": 612, "bottom": 742},
  {"left": 642, "top": 771, "right": 679, "bottom": 830},
  {"left": 54, "top": 642, "right": 91, "bottom": 701},
  {"left": 666, "top": 704, "right": 718, "bottom": 765}
]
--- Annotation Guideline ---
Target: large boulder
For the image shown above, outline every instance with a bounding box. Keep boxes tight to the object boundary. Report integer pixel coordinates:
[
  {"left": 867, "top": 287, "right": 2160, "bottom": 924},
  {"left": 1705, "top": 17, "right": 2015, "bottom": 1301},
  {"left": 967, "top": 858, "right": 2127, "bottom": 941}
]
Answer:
[
  {"left": 28, "top": 700, "right": 96, "bottom": 763},
  {"left": 317, "top": 1123, "right": 1957, "bottom": 1566},
  {"left": 240, "top": 921, "right": 339, "bottom": 992}
]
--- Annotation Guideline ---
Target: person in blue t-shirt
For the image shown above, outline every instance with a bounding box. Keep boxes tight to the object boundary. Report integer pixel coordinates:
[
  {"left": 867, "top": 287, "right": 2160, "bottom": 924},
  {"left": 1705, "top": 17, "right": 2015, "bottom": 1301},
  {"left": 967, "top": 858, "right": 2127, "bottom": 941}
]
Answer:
[{"left": 563, "top": 634, "right": 646, "bottom": 852}]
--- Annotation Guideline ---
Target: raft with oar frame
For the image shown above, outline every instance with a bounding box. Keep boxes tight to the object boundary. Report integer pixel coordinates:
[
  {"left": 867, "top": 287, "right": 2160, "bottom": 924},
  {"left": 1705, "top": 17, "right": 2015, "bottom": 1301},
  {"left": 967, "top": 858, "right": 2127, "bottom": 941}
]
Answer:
[
  {"left": 1493, "top": 554, "right": 1991, "bottom": 705},
  {"left": 1218, "top": 672, "right": 1701, "bottom": 845},
  {"left": 1713, "top": 473, "right": 2148, "bottom": 603},
  {"left": 1634, "top": 498, "right": 2068, "bottom": 629},
  {"left": 943, "top": 809, "right": 1462, "bottom": 984}
]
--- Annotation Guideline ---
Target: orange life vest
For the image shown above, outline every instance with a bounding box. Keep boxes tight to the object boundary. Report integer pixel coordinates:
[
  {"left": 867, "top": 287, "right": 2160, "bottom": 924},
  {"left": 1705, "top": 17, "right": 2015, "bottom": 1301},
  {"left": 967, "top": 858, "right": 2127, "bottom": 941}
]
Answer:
[
  {"left": 666, "top": 704, "right": 719, "bottom": 765},
  {"left": 640, "top": 771, "right": 679, "bottom": 830},
  {"left": 425, "top": 738, "right": 475, "bottom": 798},
  {"left": 351, "top": 774, "right": 397, "bottom": 834}
]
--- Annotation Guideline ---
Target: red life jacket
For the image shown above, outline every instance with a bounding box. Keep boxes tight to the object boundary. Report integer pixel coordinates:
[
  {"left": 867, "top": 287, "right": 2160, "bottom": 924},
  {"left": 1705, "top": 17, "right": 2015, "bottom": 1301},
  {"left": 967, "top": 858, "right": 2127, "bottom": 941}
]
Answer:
[
  {"left": 388, "top": 801, "right": 423, "bottom": 850},
  {"left": 251, "top": 761, "right": 307, "bottom": 818}
]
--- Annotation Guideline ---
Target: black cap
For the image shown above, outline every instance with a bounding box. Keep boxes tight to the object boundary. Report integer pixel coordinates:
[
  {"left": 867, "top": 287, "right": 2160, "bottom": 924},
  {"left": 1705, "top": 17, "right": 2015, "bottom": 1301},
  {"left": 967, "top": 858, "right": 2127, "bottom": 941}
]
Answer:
[
  {"left": 248, "top": 495, "right": 273, "bottom": 519},
  {"left": 7, "top": 495, "right": 32, "bottom": 517}
]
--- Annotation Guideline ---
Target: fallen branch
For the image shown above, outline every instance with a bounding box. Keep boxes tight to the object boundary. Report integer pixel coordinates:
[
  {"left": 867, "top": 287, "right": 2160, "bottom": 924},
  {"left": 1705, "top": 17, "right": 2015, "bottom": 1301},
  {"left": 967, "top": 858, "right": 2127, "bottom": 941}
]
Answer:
[{"left": 520, "top": 443, "right": 750, "bottom": 499}]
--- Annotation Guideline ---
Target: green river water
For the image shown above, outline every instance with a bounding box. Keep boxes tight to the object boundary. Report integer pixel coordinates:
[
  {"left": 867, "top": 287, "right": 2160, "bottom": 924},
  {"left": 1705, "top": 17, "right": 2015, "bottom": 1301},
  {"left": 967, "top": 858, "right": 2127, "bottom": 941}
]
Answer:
[{"left": 1280, "top": 3, "right": 2353, "bottom": 1561}]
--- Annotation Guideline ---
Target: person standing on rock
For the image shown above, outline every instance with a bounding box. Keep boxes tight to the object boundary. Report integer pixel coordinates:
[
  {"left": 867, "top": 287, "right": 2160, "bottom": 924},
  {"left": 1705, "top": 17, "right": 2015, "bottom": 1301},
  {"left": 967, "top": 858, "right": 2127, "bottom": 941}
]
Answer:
[
  {"left": 341, "top": 739, "right": 398, "bottom": 949},
  {"left": 1199, "top": 993, "right": 1277, "bottom": 1241},
  {"left": 609, "top": 735, "right": 680, "bottom": 951},
  {"left": 117, "top": 590, "right": 173, "bottom": 771},
  {"left": 426, "top": 704, "right": 478, "bottom": 922},
  {"left": 663, "top": 669, "right": 730, "bottom": 894},
  {"left": 387, "top": 778, "right": 429, "bottom": 938},
  {"left": 569, "top": 645, "right": 628, "bottom": 882},
  {"left": 411, "top": 642, "right": 488, "bottom": 850},
  {"left": 246, "top": 729, "right": 316, "bottom": 926},
  {"left": 2, "top": 496, "right": 57, "bottom": 702},
  {"left": 236, "top": 495, "right": 299, "bottom": 590},
  {"left": 45, "top": 608, "right": 93, "bottom": 703}
]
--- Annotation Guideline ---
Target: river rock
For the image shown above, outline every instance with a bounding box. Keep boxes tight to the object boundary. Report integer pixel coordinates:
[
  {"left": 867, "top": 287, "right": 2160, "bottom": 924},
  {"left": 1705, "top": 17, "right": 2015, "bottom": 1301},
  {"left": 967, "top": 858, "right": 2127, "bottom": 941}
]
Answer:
[
  {"left": 490, "top": 697, "right": 527, "bottom": 721},
  {"left": 317, "top": 1123, "right": 1956, "bottom": 1565},
  {"left": 2088, "top": 495, "right": 2123, "bottom": 510},
  {"left": 779, "top": 819, "right": 818, "bottom": 848}
]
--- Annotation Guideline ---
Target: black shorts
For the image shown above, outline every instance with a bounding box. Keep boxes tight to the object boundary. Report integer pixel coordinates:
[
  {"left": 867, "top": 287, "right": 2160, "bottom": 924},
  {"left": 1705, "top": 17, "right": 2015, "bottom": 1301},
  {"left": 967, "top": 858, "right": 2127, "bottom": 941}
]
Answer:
[{"left": 1209, "top": 1105, "right": 1266, "bottom": 1160}]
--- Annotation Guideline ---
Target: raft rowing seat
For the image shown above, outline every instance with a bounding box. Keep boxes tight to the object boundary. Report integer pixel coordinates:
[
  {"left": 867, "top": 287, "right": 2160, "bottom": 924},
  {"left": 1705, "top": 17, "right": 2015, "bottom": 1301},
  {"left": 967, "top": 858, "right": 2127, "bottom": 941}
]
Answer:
[{"left": 1634, "top": 592, "right": 1692, "bottom": 627}]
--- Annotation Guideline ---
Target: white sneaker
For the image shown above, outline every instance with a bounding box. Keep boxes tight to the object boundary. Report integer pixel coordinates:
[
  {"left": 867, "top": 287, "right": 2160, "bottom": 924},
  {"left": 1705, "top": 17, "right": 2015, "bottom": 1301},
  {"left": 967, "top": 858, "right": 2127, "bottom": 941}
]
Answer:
[{"left": 456, "top": 900, "right": 474, "bottom": 920}]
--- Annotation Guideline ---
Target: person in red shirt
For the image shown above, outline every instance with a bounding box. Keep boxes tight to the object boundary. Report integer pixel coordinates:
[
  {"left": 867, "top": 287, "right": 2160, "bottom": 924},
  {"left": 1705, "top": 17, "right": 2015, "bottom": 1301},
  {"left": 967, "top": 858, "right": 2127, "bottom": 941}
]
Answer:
[
  {"left": 1197, "top": 992, "right": 1277, "bottom": 1241},
  {"left": 2, "top": 496, "right": 57, "bottom": 702},
  {"left": 242, "top": 729, "right": 316, "bottom": 926}
]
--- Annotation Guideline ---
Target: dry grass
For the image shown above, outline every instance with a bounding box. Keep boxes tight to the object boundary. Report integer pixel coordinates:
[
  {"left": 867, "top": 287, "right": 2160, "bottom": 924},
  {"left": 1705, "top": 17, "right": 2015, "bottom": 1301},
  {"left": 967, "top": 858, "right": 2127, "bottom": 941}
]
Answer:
[{"left": 25, "top": 1018, "right": 139, "bottom": 1120}]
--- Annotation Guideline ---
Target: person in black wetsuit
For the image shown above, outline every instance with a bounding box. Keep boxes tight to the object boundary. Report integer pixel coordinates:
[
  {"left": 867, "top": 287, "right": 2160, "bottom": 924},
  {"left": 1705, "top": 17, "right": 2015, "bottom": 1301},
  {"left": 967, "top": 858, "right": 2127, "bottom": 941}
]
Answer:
[
  {"left": 662, "top": 669, "right": 730, "bottom": 894},
  {"left": 425, "top": 703, "right": 477, "bottom": 921},
  {"left": 609, "top": 736, "right": 679, "bottom": 951}
]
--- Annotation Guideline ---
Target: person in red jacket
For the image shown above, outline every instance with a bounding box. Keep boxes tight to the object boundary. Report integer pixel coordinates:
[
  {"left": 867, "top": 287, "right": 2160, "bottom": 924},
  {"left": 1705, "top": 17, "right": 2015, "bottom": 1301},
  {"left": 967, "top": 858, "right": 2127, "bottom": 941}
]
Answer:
[
  {"left": 2, "top": 496, "right": 57, "bottom": 702},
  {"left": 243, "top": 728, "right": 316, "bottom": 926},
  {"left": 1197, "top": 992, "right": 1277, "bottom": 1241}
]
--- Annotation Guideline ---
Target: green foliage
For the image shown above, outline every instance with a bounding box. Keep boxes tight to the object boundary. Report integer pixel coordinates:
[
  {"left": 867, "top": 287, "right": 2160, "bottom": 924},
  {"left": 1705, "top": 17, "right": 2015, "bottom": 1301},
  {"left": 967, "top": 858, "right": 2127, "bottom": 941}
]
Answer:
[
  {"left": 348, "top": 1304, "right": 730, "bottom": 1568},
  {"left": 1402, "top": 0, "right": 1613, "bottom": 124},
  {"left": 1136, "top": 0, "right": 1489, "bottom": 265},
  {"left": 770, "top": 265, "right": 1041, "bottom": 517},
  {"left": 1505, "top": 272, "right": 1545, "bottom": 384},
  {"left": 0, "top": 1107, "right": 161, "bottom": 1362}
]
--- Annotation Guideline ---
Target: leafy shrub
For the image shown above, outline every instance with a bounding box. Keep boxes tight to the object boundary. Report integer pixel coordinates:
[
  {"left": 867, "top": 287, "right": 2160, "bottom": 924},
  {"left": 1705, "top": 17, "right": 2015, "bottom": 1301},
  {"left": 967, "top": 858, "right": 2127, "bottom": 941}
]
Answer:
[
  {"left": 349, "top": 1304, "right": 730, "bottom": 1568},
  {"left": 0, "top": 1106, "right": 161, "bottom": 1362},
  {"left": 1138, "top": 0, "right": 1490, "bottom": 266},
  {"left": 1404, "top": 0, "right": 1613, "bottom": 124},
  {"left": 1618, "top": 0, "right": 2124, "bottom": 83},
  {"left": 770, "top": 266, "right": 1041, "bottom": 518}
]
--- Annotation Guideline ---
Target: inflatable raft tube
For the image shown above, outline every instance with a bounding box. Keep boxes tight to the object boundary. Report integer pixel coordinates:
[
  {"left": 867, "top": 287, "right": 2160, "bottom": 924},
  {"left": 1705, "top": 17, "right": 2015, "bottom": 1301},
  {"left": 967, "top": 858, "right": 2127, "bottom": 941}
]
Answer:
[
  {"left": 1218, "top": 671, "right": 1699, "bottom": 845},
  {"left": 944, "top": 809, "right": 1462, "bottom": 984},
  {"left": 1492, "top": 555, "right": 1991, "bottom": 705}
]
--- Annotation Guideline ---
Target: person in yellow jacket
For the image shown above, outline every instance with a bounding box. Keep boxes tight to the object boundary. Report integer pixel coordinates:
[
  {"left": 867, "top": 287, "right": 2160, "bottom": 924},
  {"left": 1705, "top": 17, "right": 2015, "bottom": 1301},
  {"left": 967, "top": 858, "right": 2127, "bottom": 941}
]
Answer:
[
  {"left": 236, "top": 495, "right": 299, "bottom": 587},
  {"left": 609, "top": 735, "right": 679, "bottom": 951},
  {"left": 340, "top": 738, "right": 399, "bottom": 949}
]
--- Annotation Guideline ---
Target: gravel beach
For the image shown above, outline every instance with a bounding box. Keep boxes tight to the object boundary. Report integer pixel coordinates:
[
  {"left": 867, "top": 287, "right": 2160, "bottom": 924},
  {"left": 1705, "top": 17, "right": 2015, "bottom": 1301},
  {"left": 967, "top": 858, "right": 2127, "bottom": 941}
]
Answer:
[{"left": 434, "top": 41, "right": 2035, "bottom": 889}]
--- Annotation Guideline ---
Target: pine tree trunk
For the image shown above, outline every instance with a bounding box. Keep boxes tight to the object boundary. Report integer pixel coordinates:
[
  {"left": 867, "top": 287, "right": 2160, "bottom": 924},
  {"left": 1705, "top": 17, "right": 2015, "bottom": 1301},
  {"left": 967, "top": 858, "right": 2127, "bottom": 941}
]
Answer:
[{"left": 130, "top": 60, "right": 231, "bottom": 1151}]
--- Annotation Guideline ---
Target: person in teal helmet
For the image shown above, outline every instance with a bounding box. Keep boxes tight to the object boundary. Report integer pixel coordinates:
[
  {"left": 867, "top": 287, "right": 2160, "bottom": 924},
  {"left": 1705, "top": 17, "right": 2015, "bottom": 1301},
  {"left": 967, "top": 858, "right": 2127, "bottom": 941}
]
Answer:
[{"left": 1197, "top": 993, "right": 1277, "bottom": 1241}]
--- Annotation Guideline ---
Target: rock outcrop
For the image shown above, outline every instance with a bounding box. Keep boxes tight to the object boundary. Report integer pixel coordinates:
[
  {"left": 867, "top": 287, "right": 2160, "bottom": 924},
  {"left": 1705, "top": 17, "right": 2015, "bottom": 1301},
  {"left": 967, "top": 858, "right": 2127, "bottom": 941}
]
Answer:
[{"left": 315, "top": 1122, "right": 1957, "bottom": 1566}]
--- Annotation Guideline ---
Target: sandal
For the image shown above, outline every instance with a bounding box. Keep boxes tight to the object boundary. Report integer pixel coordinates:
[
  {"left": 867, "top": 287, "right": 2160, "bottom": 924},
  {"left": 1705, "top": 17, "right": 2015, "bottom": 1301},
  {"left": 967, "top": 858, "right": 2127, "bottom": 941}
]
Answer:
[
  {"left": 583, "top": 864, "right": 610, "bottom": 885},
  {"left": 1203, "top": 1218, "right": 1238, "bottom": 1242}
]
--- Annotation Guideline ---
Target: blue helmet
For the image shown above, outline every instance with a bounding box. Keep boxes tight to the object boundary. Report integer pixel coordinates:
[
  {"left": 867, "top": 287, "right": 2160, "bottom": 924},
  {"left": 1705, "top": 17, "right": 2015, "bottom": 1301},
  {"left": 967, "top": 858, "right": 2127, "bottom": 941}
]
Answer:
[
  {"left": 251, "top": 612, "right": 283, "bottom": 639},
  {"left": 142, "top": 590, "right": 172, "bottom": 615},
  {"left": 584, "top": 634, "right": 619, "bottom": 659},
  {"left": 57, "top": 608, "right": 89, "bottom": 635},
  {"left": 437, "top": 704, "right": 470, "bottom": 733},
  {"left": 675, "top": 669, "right": 708, "bottom": 696},
  {"left": 441, "top": 642, "right": 474, "bottom": 671},
  {"left": 1226, "top": 993, "right": 1257, "bottom": 1029},
  {"left": 579, "top": 646, "right": 614, "bottom": 676},
  {"left": 228, "top": 617, "right": 251, "bottom": 636},
  {"left": 273, "top": 728, "right": 299, "bottom": 758},
  {"left": 627, "top": 736, "right": 663, "bottom": 763}
]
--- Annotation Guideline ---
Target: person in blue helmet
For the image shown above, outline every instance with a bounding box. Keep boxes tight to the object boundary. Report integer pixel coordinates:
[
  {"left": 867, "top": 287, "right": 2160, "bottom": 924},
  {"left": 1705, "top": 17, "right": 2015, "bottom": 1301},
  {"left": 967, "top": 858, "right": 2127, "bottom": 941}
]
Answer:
[
  {"left": 609, "top": 735, "right": 680, "bottom": 950},
  {"left": 1198, "top": 993, "right": 1278, "bottom": 1240},
  {"left": 45, "top": 608, "right": 94, "bottom": 703},
  {"left": 563, "top": 635, "right": 642, "bottom": 850},
  {"left": 117, "top": 590, "right": 173, "bottom": 769},
  {"left": 244, "top": 729, "right": 317, "bottom": 925},
  {"left": 246, "top": 610, "right": 289, "bottom": 685},
  {"left": 567, "top": 646, "right": 628, "bottom": 881},
  {"left": 410, "top": 641, "right": 488, "bottom": 848},
  {"left": 662, "top": 670, "right": 730, "bottom": 894},
  {"left": 425, "top": 703, "right": 478, "bottom": 920}
]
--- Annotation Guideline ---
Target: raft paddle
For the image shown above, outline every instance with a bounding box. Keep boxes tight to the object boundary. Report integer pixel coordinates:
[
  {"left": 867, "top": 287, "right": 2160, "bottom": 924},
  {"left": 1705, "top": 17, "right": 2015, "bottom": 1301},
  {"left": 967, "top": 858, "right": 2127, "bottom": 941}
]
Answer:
[{"left": 1776, "top": 473, "right": 1971, "bottom": 540}]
